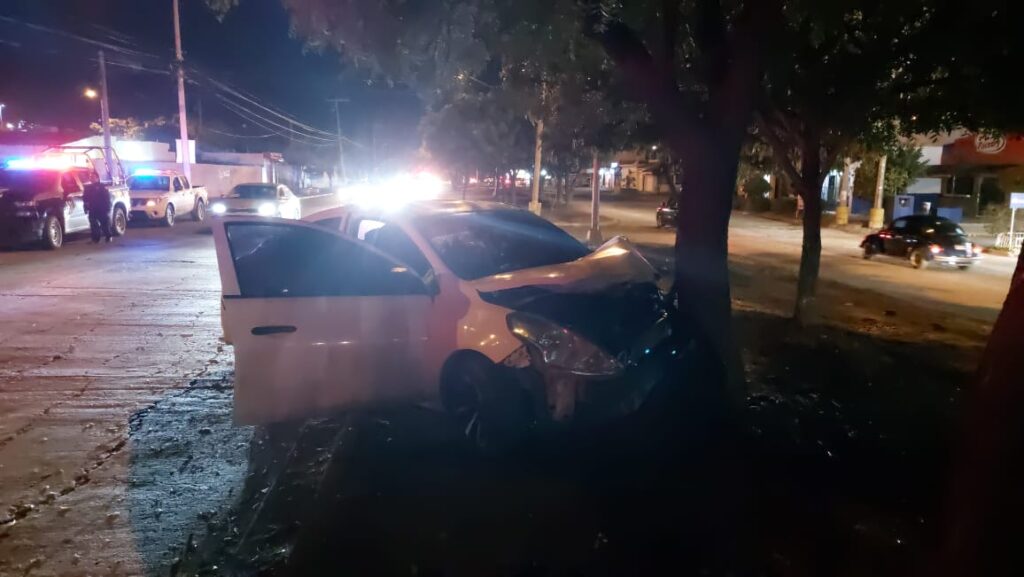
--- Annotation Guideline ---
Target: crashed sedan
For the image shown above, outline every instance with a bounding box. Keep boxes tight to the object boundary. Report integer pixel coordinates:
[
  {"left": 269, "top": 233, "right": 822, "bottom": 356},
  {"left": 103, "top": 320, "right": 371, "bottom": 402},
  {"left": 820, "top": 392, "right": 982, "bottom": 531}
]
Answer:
[{"left": 213, "top": 201, "right": 676, "bottom": 447}]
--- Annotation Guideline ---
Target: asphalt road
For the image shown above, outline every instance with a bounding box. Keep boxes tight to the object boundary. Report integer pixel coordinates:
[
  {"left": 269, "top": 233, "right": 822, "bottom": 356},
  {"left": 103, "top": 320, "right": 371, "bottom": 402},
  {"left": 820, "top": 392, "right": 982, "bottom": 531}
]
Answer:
[
  {"left": 558, "top": 199, "right": 1015, "bottom": 323},
  {"left": 0, "top": 221, "right": 247, "bottom": 576}
]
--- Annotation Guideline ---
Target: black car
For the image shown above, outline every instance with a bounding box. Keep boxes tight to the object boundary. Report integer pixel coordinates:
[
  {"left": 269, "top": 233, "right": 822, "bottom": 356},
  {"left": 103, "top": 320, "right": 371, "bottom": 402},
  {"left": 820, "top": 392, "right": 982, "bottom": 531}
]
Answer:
[
  {"left": 655, "top": 197, "right": 678, "bottom": 228},
  {"left": 861, "top": 214, "right": 979, "bottom": 270}
]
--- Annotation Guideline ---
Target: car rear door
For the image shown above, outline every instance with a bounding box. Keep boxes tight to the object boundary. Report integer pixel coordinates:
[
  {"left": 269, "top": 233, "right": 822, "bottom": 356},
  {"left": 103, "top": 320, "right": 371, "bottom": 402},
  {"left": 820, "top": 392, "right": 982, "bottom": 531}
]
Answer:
[
  {"left": 60, "top": 173, "right": 89, "bottom": 233},
  {"left": 884, "top": 218, "right": 909, "bottom": 255},
  {"left": 212, "top": 218, "right": 434, "bottom": 424}
]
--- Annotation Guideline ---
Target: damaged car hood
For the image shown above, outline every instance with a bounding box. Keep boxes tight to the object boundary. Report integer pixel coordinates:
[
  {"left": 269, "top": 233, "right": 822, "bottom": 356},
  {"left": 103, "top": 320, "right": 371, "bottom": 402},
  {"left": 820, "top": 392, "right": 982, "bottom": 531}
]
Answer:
[{"left": 468, "top": 236, "right": 658, "bottom": 294}]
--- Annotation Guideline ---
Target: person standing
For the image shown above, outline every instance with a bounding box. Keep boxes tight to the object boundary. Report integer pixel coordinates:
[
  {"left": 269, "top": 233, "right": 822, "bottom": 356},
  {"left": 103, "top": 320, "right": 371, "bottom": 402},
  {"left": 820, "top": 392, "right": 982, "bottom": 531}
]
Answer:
[{"left": 83, "top": 180, "right": 113, "bottom": 243}]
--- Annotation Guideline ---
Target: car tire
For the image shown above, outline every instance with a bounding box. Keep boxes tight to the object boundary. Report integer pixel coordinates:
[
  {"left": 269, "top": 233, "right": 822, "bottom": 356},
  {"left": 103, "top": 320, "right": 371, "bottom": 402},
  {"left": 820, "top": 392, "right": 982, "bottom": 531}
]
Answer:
[
  {"left": 192, "top": 199, "right": 206, "bottom": 222},
  {"left": 163, "top": 204, "right": 175, "bottom": 227},
  {"left": 441, "top": 352, "right": 530, "bottom": 453},
  {"left": 862, "top": 242, "right": 878, "bottom": 259},
  {"left": 111, "top": 206, "right": 128, "bottom": 237},
  {"left": 958, "top": 265, "right": 971, "bottom": 271},
  {"left": 911, "top": 249, "right": 929, "bottom": 269},
  {"left": 41, "top": 214, "right": 63, "bottom": 250}
]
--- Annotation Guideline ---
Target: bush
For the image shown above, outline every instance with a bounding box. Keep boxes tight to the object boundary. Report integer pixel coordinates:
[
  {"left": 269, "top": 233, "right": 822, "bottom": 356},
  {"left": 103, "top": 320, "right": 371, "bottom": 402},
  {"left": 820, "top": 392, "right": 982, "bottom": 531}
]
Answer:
[
  {"left": 742, "top": 195, "right": 772, "bottom": 212},
  {"left": 770, "top": 197, "right": 798, "bottom": 215},
  {"left": 982, "top": 205, "right": 1017, "bottom": 234}
]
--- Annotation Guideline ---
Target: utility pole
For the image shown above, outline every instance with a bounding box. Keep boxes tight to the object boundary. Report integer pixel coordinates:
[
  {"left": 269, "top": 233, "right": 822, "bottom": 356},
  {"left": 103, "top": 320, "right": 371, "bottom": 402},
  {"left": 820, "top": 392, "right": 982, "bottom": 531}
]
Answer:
[
  {"left": 587, "top": 148, "right": 603, "bottom": 245},
  {"left": 529, "top": 117, "right": 544, "bottom": 215},
  {"left": 328, "top": 98, "right": 349, "bottom": 183},
  {"left": 869, "top": 154, "right": 887, "bottom": 229},
  {"left": 98, "top": 50, "right": 114, "bottom": 182},
  {"left": 172, "top": 0, "right": 191, "bottom": 180}
]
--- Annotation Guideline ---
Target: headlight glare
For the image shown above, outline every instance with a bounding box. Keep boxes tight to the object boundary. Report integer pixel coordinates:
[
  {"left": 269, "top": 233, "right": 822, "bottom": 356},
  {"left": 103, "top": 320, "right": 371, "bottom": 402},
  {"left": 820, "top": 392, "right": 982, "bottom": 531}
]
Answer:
[
  {"left": 146, "top": 199, "right": 157, "bottom": 207},
  {"left": 506, "top": 312, "right": 622, "bottom": 376},
  {"left": 211, "top": 202, "right": 227, "bottom": 215},
  {"left": 257, "top": 202, "right": 277, "bottom": 217}
]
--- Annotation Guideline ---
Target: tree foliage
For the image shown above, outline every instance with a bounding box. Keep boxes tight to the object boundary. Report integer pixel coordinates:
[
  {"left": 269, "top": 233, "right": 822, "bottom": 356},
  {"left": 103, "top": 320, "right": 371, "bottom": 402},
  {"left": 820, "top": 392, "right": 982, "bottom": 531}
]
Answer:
[{"left": 852, "top": 144, "right": 929, "bottom": 200}]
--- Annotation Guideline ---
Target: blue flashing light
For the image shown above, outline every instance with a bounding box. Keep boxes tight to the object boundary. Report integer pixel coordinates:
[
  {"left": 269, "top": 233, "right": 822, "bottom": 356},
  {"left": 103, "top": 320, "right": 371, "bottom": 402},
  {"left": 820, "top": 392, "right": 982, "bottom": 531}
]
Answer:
[{"left": 132, "top": 168, "right": 161, "bottom": 176}]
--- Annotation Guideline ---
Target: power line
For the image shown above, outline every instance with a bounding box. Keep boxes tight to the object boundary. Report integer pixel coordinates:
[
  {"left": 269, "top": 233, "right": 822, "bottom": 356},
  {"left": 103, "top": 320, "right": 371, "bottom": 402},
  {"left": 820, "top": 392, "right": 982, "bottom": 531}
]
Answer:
[
  {"left": 189, "top": 68, "right": 339, "bottom": 138},
  {"left": 202, "top": 126, "right": 276, "bottom": 139},
  {"left": 217, "top": 97, "right": 339, "bottom": 146},
  {"left": 0, "top": 15, "right": 161, "bottom": 60}
]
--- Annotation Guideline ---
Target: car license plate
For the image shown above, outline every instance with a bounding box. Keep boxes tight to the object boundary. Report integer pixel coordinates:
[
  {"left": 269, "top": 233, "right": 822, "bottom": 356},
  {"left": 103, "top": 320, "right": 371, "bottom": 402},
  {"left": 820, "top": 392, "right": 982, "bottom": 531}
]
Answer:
[{"left": 955, "top": 244, "right": 967, "bottom": 251}]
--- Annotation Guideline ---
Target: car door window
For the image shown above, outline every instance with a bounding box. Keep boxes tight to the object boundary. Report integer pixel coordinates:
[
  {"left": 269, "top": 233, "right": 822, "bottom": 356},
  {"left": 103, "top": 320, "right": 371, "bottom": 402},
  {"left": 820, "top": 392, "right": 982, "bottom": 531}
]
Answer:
[
  {"left": 354, "top": 218, "right": 386, "bottom": 240},
  {"left": 225, "top": 222, "right": 428, "bottom": 298},
  {"left": 173, "top": 177, "right": 184, "bottom": 192},
  {"left": 365, "top": 224, "right": 432, "bottom": 277},
  {"left": 180, "top": 176, "right": 190, "bottom": 189},
  {"left": 892, "top": 218, "right": 907, "bottom": 231}
]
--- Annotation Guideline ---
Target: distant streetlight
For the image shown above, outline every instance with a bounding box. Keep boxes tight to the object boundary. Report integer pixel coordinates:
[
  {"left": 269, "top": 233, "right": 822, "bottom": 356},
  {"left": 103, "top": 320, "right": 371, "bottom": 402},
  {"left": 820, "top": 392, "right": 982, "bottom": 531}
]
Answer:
[
  {"left": 84, "top": 88, "right": 98, "bottom": 99},
  {"left": 651, "top": 145, "right": 658, "bottom": 151}
]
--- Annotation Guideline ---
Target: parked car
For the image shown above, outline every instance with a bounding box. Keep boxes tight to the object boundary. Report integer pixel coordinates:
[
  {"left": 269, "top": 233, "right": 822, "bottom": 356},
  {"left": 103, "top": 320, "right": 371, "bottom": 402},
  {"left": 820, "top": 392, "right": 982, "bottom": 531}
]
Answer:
[
  {"left": 210, "top": 183, "right": 301, "bottom": 220},
  {"left": 212, "top": 201, "right": 676, "bottom": 448},
  {"left": 861, "top": 214, "right": 980, "bottom": 270},
  {"left": 127, "top": 170, "right": 208, "bottom": 226},
  {"left": 0, "top": 153, "right": 130, "bottom": 249},
  {"left": 656, "top": 196, "right": 678, "bottom": 228}
]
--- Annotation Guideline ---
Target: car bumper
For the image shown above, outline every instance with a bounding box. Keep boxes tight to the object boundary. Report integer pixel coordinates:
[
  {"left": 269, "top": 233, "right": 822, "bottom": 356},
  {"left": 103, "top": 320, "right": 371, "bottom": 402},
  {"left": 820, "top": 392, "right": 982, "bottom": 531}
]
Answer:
[
  {"left": 0, "top": 215, "right": 44, "bottom": 245},
  {"left": 932, "top": 254, "right": 981, "bottom": 267},
  {"left": 130, "top": 208, "right": 164, "bottom": 220},
  {"left": 511, "top": 318, "right": 675, "bottom": 427}
]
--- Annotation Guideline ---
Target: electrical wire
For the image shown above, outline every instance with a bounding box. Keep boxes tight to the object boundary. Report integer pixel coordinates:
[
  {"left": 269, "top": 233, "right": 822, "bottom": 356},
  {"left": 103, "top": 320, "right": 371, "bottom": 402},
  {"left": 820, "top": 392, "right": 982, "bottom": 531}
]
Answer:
[
  {"left": 217, "top": 97, "right": 339, "bottom": 146},
  {"left": 202, "top": 126, "right": 276, "bottom": 139}
]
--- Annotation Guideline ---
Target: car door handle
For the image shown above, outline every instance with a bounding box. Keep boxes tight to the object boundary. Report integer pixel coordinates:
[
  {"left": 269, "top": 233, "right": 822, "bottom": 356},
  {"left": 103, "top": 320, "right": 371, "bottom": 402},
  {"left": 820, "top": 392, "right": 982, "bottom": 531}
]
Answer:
[{"left": 251, "top": 325, "right": 297, "bottom": 336}]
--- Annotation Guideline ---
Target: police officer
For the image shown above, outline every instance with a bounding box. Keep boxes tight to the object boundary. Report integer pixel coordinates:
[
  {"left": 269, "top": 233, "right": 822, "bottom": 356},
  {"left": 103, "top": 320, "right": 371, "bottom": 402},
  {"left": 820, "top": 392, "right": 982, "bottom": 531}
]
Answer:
[{"left": 83, "top": 181, "right": 113, "bottom": 243}]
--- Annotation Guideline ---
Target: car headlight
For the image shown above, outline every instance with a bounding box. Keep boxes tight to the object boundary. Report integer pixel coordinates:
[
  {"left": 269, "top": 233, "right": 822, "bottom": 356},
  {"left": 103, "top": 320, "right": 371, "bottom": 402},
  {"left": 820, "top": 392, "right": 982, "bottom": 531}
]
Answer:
[
  {"left": 507, "top": 312, "right": 623, "bottom": 376},
  {"left": 257, "top": 202, "right": 277, "bottom": 217},
  {"left": 211, "top": 202, "right": 227, "bottom": 215},
  {"left": 146, "top": 199, "right": 157, "bottom": 207}
]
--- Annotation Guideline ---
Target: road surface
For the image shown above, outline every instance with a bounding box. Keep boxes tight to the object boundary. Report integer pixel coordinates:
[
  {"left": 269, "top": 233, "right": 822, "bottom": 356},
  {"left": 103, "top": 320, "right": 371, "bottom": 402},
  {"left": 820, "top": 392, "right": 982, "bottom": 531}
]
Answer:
[
  {"left": 556, "top": 199, "right": 1015, "bottom": 323},
  {"left": 0, "top": 222, "right": 247, "bottom": 577}
]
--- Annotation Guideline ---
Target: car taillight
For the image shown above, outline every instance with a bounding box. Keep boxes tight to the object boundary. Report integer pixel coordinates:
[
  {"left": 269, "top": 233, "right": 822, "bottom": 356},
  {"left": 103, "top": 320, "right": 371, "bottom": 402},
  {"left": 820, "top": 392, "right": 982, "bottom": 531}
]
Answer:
[{"left": 929, "top": 244, "right": 943, "bottom": 254}]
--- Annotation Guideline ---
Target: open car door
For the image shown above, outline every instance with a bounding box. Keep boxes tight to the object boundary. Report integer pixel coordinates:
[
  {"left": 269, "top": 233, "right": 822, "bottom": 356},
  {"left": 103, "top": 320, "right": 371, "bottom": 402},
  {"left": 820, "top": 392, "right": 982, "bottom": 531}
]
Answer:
[{"left": 212, "top": 217, "right": 434, "bottom": 425}]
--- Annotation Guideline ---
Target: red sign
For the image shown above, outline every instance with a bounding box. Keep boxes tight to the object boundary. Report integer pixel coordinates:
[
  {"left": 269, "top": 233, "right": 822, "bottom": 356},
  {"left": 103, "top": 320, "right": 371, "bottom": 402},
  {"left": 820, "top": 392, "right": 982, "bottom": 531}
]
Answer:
[{"left": 941, "top": 134, "right": 1024, "bottom": 166}]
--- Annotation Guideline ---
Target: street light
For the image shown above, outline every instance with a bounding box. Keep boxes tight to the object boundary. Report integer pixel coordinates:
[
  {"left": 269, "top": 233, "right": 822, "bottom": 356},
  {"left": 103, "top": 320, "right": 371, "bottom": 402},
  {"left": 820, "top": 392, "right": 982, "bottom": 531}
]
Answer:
[{"left": 83, "top": 88, "right": 98, "bottom": 99}]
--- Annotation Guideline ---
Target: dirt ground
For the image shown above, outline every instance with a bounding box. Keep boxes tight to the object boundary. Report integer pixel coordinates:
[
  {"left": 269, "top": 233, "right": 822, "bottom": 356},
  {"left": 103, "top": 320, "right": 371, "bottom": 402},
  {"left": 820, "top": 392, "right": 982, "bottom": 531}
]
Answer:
[{"left": 168, "top": 246, "right": 991, "bottom": 577}]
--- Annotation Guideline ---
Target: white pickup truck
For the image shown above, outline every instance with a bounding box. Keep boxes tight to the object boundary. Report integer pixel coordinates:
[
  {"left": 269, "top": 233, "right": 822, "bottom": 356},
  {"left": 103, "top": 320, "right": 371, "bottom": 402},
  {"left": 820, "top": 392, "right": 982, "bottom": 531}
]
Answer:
[{"left": 127, "top": 169, "right": 208, "bottom": 226}]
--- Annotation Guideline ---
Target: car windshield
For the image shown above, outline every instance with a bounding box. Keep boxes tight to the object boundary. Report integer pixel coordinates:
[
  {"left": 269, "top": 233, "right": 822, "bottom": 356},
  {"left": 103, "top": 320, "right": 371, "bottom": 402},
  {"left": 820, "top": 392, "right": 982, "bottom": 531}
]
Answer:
[
  {"left": 128, "top": 176, "right": 170, "bottom": 191},
  {"left": 230, "top": 185, "right": 277, "bottom": 199},
  {"left": 414, "top": 209, "right": 590, "bottom": 280},
  {"left": 0, "top": 169, "right": 58, "bottom": 192},
  {"left": 932, "top": 220, "right": 966, "bottom": 236}
]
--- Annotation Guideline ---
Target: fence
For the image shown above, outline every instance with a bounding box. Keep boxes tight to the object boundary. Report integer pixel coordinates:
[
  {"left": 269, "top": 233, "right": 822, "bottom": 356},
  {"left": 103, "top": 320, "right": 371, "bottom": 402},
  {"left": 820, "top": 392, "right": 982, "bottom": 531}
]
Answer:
[{"left": 995, "top": 232, "right": 1024, "bottom": 255}]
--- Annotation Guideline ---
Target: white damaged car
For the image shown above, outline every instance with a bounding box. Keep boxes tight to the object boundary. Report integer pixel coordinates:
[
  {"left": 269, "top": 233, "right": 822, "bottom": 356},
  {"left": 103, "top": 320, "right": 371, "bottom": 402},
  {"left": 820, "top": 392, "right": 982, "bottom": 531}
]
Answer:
[{"left": 213, "top": 201, "right": 677, "bottom": 446}]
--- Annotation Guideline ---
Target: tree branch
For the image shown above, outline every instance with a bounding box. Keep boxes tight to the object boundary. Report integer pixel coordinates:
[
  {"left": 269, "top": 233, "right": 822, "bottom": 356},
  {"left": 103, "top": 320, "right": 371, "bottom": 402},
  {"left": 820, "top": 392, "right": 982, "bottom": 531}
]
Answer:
[{"left": 754, "top": 111, "right": 803, "bottom": 188}]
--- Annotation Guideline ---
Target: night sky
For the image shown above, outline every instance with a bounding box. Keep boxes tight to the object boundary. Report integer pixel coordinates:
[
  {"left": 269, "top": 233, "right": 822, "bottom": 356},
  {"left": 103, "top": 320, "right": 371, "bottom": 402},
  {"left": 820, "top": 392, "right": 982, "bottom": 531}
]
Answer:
[{"left": 0, "top": 0, "right": 421, "bottom": 162}]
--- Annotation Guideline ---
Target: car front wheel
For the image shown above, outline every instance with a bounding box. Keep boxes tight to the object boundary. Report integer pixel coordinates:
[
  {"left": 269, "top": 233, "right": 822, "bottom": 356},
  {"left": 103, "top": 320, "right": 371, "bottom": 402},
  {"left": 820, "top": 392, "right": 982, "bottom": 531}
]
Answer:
[
  {"left": 863, "top": 241, "right": 880, "bottom": 259},
  {"left": 441, "top": 352, "right": 530, "bottom": 452},
  {"left": 112, "top": 206, "right": 128, "bottom": 237},
  {"left": 163, "top": 204, "right": 175, "bottom": 227}
]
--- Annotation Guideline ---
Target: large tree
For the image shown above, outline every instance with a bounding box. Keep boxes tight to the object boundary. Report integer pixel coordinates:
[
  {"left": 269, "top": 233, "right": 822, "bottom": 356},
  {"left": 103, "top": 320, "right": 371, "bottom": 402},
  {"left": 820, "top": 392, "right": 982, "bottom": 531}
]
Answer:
[{"left": 752, "top": 1, "right": 955, "bottom": 323}]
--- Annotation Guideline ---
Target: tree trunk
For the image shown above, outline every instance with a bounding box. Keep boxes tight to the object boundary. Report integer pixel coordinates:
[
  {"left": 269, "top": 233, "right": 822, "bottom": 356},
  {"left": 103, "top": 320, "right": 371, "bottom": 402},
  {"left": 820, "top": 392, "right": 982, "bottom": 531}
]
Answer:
[
  {"left": 674, "top": 139, "right": 745, "bottom": 400},
  {"left": 793, "top": 133, "right": 825, "bottom": 324},
  {"left": 938, "top": 250, "right": 1024, "bottom": 577},
  {"left": 492, "top": 168, "right": 500, "bottom": 198}
]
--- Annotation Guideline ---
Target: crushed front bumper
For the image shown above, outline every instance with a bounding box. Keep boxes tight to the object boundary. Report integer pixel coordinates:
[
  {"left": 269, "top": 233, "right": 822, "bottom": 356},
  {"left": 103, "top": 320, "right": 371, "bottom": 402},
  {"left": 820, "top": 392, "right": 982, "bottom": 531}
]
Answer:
[{"left": 506, "top": 318, "right": 676, "bottom": 427}]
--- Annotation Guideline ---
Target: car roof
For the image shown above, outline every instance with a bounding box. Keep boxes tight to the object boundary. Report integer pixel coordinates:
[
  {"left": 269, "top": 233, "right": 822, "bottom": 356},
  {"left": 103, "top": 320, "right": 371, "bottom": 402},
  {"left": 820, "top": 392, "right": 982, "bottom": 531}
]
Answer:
[{"left": 304, "top": 200, "right": 525, "bottom": 223}]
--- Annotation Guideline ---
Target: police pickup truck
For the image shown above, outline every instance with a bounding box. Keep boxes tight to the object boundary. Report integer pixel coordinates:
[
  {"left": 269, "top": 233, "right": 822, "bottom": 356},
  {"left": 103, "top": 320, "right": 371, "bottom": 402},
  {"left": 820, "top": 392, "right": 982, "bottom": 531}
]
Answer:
[
  {"left": 127, "top": 170, "right": 208, "bottom": 226},
  {"left": 0, "top": 149, "right": 131, "bottom": 249}
]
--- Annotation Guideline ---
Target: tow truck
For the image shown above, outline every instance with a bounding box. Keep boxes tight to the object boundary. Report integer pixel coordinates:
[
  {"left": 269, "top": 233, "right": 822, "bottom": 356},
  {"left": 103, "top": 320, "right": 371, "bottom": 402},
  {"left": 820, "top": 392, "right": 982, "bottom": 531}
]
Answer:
[{"left": 0, "top": 146, "right": 131, "bottom": 249}]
